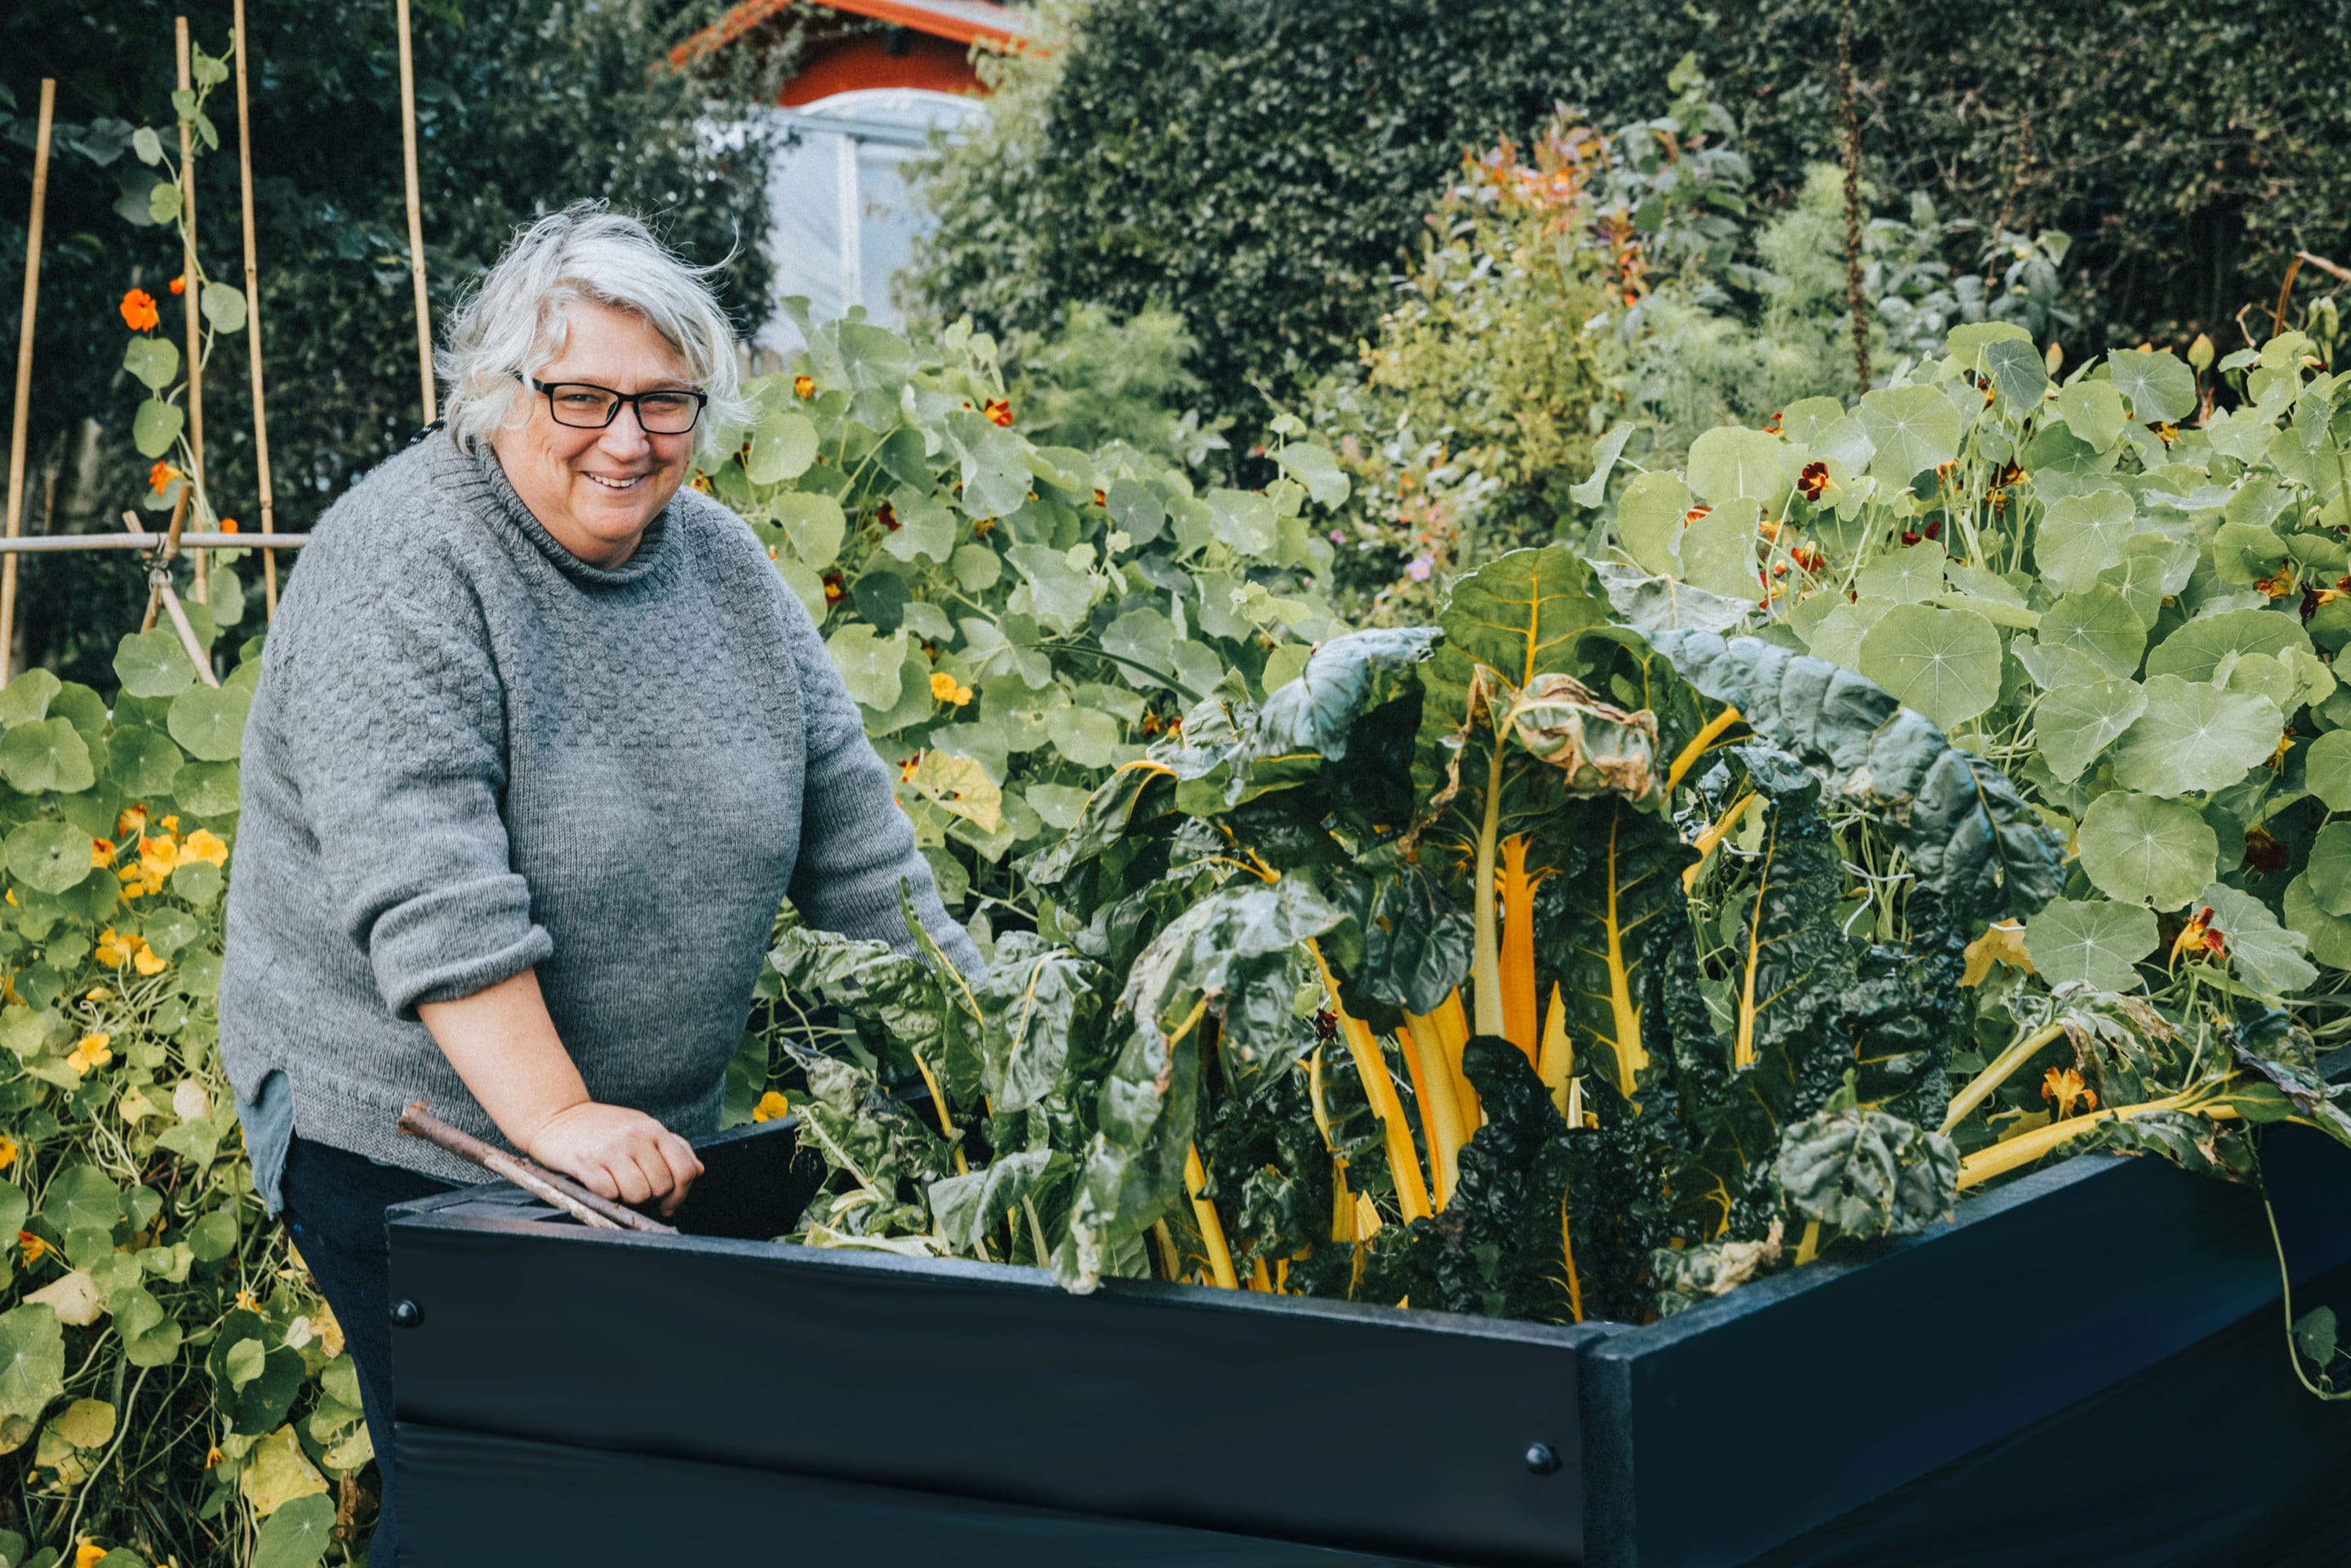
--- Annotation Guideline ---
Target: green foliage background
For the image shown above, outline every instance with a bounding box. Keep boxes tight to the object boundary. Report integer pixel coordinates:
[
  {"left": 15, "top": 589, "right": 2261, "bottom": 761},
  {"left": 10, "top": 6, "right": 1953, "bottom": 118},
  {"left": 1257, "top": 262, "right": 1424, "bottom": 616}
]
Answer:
[{"left": 910, "top": 0, "right": 2351, "bottom": 427}]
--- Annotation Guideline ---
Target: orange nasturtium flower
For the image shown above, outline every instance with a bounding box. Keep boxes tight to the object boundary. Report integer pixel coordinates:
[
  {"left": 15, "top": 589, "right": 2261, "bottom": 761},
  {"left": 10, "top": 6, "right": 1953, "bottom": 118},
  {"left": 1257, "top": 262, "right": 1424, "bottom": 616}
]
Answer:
[
  {"left": 0, "top": 1135, "right": 16, "bottom": 1171},
  {"left": 2040, "top": 1066, "right": 2097, "bottom": 1120},
  {"left": 751, "top": 1090, "right": 792, "bottom": 1123},
  {"left": 92, "top": 838, "right": 116, "bottom": 868},
  {"left": 2171, "top": 906, "right": 2226, "bottom": 967},
  {"left": 982, "top": 398, "right": 1014, "bottom": 428},
  {"left": 148, "top": 461, "right": 178, "bottom": 495},
  {"left": 220, "top": 517, "right": 240, "bottom": 534},
  {"left": 119, "top": 288, "right": 160, "bottom": 332},
  {"left": 793, "top": 374, "right": 816, "bottom": 398},
  {"left": 18, "top": 1231, "right": 50, "bottom": 1264}
]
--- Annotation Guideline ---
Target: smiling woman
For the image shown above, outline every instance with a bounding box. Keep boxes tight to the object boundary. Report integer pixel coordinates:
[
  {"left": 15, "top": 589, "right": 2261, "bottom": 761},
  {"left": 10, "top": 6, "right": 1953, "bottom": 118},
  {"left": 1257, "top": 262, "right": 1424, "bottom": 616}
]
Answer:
[{"left": 217, "top": 202, "right": 980, "bottom": 1563}]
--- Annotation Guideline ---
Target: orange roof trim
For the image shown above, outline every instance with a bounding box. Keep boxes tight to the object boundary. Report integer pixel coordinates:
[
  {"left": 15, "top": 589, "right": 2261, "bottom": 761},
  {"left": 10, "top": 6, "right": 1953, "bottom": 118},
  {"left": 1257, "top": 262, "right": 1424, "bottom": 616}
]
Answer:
[{"left": 672, "top": 0, "right": 1035, "bottom": 69}]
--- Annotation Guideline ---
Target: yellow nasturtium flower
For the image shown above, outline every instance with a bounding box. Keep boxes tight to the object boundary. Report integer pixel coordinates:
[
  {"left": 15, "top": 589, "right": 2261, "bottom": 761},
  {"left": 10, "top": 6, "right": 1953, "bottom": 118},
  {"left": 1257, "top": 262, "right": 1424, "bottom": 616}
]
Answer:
[
  {"left": 179, "top": 828, "right": 229, "bottom": 868},
  {"left": 66, "top": 1034, "right": 115, "bottom": 1077},
  {"left": 928, "top": 671, "right": 973, "bottom": 707},
  {"left": 752, "top": 1090, "right": 792, "bottom": 1123},
  {"left": 0, "top": 1135, "right": 16, "bottom": 1170}
]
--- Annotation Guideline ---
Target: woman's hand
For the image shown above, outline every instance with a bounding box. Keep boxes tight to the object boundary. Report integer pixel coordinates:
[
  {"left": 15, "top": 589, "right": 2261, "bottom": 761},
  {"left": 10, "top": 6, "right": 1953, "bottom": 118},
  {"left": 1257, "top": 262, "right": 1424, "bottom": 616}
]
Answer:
[{"left": 523, "top": 1101, "right": 705, "bottom": 1216}]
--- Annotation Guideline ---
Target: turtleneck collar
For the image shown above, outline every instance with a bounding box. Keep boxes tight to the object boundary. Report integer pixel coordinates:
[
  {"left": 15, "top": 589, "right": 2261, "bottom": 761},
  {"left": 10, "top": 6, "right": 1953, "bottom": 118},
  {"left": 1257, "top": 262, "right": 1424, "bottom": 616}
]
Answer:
[{"left": 433, "top": 433, "right": 678, "bottom": 590}]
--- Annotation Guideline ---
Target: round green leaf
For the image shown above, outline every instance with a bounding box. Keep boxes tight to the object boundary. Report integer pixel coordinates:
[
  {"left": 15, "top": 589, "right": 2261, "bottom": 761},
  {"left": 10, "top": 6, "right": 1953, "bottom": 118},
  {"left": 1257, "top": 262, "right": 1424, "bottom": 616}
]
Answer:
[
  {"left": 2107, "top": 349, "right": 2197, "bottom": 424},
  {"left": 199, "top": 280, "right": 248, "bottom": 334},
  {"left": 167, "top": 685, "right": 252, "bottom": 762},
  {"left": 2024, "top": 897, "right": 2158, "bottom": 993},
  {"left": 824, "top": 624, "right": 908, "bottom": 710},
  {"left": 1857, "top": 603, "right": 2002, "bottom": 730},
  {"left": 745, "top": 410, "right": 818, "bottom": 486},
  {"left": 131, "top": 399, "right": 185, "bottom": 460},
  {"left": 114, "top": 627, "right": 197, "bottom": 699},
  {"left": 1615, "top": 471, "right": 1691, "bottom": 578},
  {"left": 252, "top": 1490, "right": 337, "bottom": 1568},
  {"left": 951, "top": 542, "right": 1002, "bottom": 593},
  {"left": 2221, "top": 651, "right": 2296, "bottom": 713},
  {"left": 1799, "top": 597, "right": 1895, "bottom": 672},
  {"left": 1856, "top": 551, "right": 1946, "bottom": 605},
  {"left": 2055, "top": 380, "right": 2127, "bottom": 451},
  {"left": 2306, "top": 823, "right": 2351, "bottom": 917},
  {"left": 172, "top": 760, "right": 242, "bottom": 818},
  {"left": 0, "top": 719, "right": 95, "bottom": 794},
  {"left": 1977, "top": 336, "right": 2049, "bottom": 414},
  {"left": 2144, "top": 607, "right": 2311, "bottom": 685},
  {"left": 2284, "top": 873, "right": 2351, "bottom": 971},
  {"left": 0, "top": 1304, "right": 64, "bottom": 1422},
  {"left": 185, "top": 1207, "right": 238, "bottom": 1264},
  {"left": 122, "top": 336, "right": 180, "bottom": 393},
  {"left": 2197, "top": 882, "right": 2317, "bottom": 998},
  {"left": 1049, "top": 705, "right": 1122, "bottom": 769},
  {"left": 0, "top": 667, "right": 59, "bottom": 727},
  {"left": 109, "top": 1283, "right": 183, "bottom": 1368},
  {"left": 2033, "top": 487, "right": 2139, "bottom": 595},
  {"left": 171, "top": 860, "right": 224, "bottom": 904},
  {"left": 3, "top": 820, "right": 92, "bottom": 895},
  {"left": 39, "top": 1165, "right": 123, "bottom": 1235},
  {"left": 107, "top": 726, "right": 184, "bottom": 797},
  {"left": 769, "top": 491, "right": 846, "bottom": 569},
  {"left": 1856, "top": 384, "right": 1963, "bottom": 484},
  {"left": 2111, "top": 674, "right": 2282, "bottom": 797},
  {"left": 1678, "top": 504, "right": 1767, "bottom": 601},
  {"left": 2077, "top": 790, "right": 2217, "bottom": 909},
  {"left": 1687, "top": 426, "right": 1787, "bottom": 504},
  {"left": 2306, "top": 730, "right": 2351, "bottom": 812},
  {"left": 2033, "top": 678, "right": 2148, "bottom": 784},
  {"left": 2036, "top": 586, "right": 2145, "bottom": 680}
]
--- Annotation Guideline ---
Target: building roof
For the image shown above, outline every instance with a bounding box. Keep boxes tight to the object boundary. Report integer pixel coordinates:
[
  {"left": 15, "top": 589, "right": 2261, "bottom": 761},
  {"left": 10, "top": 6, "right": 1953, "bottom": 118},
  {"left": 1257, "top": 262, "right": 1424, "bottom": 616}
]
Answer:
[{"left": 674, "top": 0, "right": 1032, "bottom": 66}]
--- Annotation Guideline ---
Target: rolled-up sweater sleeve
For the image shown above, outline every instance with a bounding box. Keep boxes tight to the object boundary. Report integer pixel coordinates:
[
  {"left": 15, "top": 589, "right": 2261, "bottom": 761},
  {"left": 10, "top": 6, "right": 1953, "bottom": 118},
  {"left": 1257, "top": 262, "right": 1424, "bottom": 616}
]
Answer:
[
  {"left": 272, "top": 562, "right": 553, "bottom": 1018},
  {"left": 776, "top": 584, "right": 984, "bottom": 979}
]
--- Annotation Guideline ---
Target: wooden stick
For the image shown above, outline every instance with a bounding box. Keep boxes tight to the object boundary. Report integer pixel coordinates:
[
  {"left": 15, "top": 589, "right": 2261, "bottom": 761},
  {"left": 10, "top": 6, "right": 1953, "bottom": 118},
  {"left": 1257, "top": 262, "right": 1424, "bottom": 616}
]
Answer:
[
  {"left": 394, "top": 0, "right": 436, "bottom": 424},
  {"left": 2298, "top": 250, "right": 2351, "bottom": 287},
  {"left": 0, "top": 80, "right": 53, "bottom": 688},
  {"left": 136, "top": 491, "right": 186, "bottom": 633},
  {"left": 175, "top": 17, "right": 208, "bottom": 606},
  {"left": 2271, "top": 254, "right": 2305, "bottom": 342},
  {"left": 231, "top": 0, "right": 279, "bottom": 620},
  {"left": 120, "top": 509, "right": 220, "bottom": 687},
  {"left": 398, "top": 1102, "right": 678, "bottom": 1235},
  {"left": 0, "top": 531, "right": 304, "bottom": 556}
]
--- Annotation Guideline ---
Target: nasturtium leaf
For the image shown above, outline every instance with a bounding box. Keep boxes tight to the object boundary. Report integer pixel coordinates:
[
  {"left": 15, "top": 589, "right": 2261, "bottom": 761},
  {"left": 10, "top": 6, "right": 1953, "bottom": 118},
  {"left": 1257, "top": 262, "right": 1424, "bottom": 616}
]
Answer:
[
  {"left": 2111, "top": 675, "right": 2282, "bottom": 797},
  {"left": 2077, "top": 790, "right": 2216, "bottom": 908},
  {"left": 131, "top": 398, "right": 184, "bottom": 459},
  {"left": 1857, "top": 603, "right": 2002, "bottom": 730},
  {"left": 2295, "top": 1307, "right": 2340, "bottom": 1370},
  {"left": 1678, "top": 505, "right": 1765, "bottom": 601},
  {"left": 880, "top": 493, "right": 956, "bottom": 565},
  {"left": 2033, "top": 679, "right": 2149, "bottom": 784},
  {"left": 769, "top": 491, "right": 846, "bottom": 569},
  {"left": 49, "top": 1397, "right": 116, "bottom": 1450},
  {"left": 2101, "top": 535, "right": 2198, "bottom": 628},
  {"left": 1687, "top": 425, "right": 1786, "bottom": 504},
  {"left": 0, "top": 1305, "right": 64, "bottom": 1422},
  {"left": 251, "top": 1491, "right": 336, "bottom": 1568},
  {"left": 1857, "top": 551, "right": 1946, "bottom": 605},
  {"left": 1855, "top": 384, "right": 1963, "bottom": 484},
  {"left": 2197, "top": 882, "right": 2317, "bottom": 997},
  {"left": 2307, "top": 730, "right": 2351, "bottom": 812},
  {"left": 185, "top": 1207, "right": 238, "bottom": 1263},
  {"left": 0, "top": 718, "right": 95, "bottom": 793},
  {"left": 0, "top": 667, "right": 57, "bottom": 726},
  {"left": 107, "top": 725, "right": 183, "bottom": 797},
  {"left": 4, "top": 820, "right": 91, "bottom": 895},
  {"left": 1978, "top": 336, "right": 2050, "bottom": 413},
  {"left": 744, "top": 410, "right": 818, "bottom": 485},
  {"left": 114, "top": 627, "right": 197, "bottom": 698},
  {"left": 1945, "top": 321, "right": 2034, "bottom": 362},
  {"left": 2143, "top": 607, "right": 2310, "bottom": 684},
  {"left": 2035, "top": 586, "right": 2146, "bottom": 682},
  {"left": 2284, "top": 874, "right": 2351, "bottom": 971},
  {"left": 1258, "top": 642, "right": 1312, "bottom": 696},
  {"left": 2305, "top": 824, "right": 2351, "bottom": 917},
  {"left": 1104, "top": 478, "right": 1164, "bottom": 543},
  {"left": 1101, "top": 608, "right": 1178, "bottom": 686},
  {"left": 2222, "top": 652, "right": 2296, "bottom": 712},
  {"left": 2013, "top": 637, "right": 2112, "bottom": 692},
  {"left": 951, "top": 542, "right": 1002, "bottom": 593},
  {"left": 167, "top": 684, "right": 251, "bottom": 762},
  {"left": 1006, "top": 544, "right": 1096, "bottom": 634},
  {"left": 39, "top": 1165, "right": 122, "bottom": 1236},
  {"left": 2033, "top": 486, "right": 2140, "bottom": 594},
  {"left": 824, "top": 624, "right": 908, "bottom": 710},
  {"left": 1024, "top": 783, "right": 1093, "bottom": 832},
  {"left": 2210, "top": 522, "right": 2291, "bottom": 586},
  {"left": 2024, "top": 897, "right": 2158, "bottom": 993},
  {"left": 1568, "top": 424, "right": 1634, "bottom": 508},
  {"left": 112, "top": 1283, "right": 183, "bottom": 1367},
  {"left": 147, "top": 178, "right": 180, "bottom": 224},
  {"left": 850, "top": 567, "right": 909, "bottom": 633},
  {"left": 1272, "top": 441, "right": 1349, "bottom": 507},
  {"left": 1049, "top": 705, "right": 1122, "bottom": 769},
  {"left": 2056, "top": 380, "right": 2128, "bottom": 451},
  {"left": 1205, "top": 489, "right": 1277, "bottom": 557},
  {"left": 1614, "top": 471, "right": 1691, "bottom": 576},
  {"left": 2107, "top": 349, "right": 2198, "bottom": 424},
  {"left": 245, "top": 1424, "right": 329, "bottom": 1515},
  {"left": 122, "top": 335, "right": 180, "bottom": 392},
  {"left": 1799, "top": 597, "right": 1895, "bottom": 671},
  {"left": 172, "top": 759, "right": 241, "bottom": 817},
  {"left": 200, "top": 280, "right": 247, "bottom": 333}
]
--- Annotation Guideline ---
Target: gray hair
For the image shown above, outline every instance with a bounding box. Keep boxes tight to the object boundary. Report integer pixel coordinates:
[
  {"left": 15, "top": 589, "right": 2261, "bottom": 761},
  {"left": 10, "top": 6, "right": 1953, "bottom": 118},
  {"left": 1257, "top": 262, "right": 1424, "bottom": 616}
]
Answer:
[{"left": 437, "top": 202, "right": 747, "bottom": 459}]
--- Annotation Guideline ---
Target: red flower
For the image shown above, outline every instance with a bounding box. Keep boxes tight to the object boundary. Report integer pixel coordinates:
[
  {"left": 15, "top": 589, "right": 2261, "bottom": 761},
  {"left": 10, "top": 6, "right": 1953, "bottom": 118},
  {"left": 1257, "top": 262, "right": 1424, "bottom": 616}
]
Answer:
[
  {"left": 982, "top": 398, "right": 1014, "bottom": 429},
  {"left": 1797, "top": 461, "right": 1831, "bottom": 502},
  {"left": 168, "top": 274, "right": 187, "bottom": 296},
  {"left": 119, "top": 289, "right": 160, "bottom": 332},
  {"left": 793, "top": 374, "right": 816, "bottom": 398},
  {"left": 822, "top": 571, "right": 846, "bottom": 606},
  {"left": 878, "top": 502, "right": 899, "bottom": 531},
  {"left": 1682, "top": 504, "right": 1711, "bottom": 527}
]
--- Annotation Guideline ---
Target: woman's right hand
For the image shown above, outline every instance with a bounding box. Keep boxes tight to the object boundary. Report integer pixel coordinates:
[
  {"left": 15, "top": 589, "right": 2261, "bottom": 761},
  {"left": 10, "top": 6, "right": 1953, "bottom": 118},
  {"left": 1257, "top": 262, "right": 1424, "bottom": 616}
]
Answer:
[{"left": 524, "top": 1100, "right": 705, "bottom": 1216}]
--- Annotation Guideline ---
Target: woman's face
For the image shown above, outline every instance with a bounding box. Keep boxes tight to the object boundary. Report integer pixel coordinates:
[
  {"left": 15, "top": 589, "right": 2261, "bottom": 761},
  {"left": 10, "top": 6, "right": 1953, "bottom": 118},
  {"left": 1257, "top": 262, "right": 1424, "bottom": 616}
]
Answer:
[{"left": 491, "top": 299, "right": 699, "bottom": 568}]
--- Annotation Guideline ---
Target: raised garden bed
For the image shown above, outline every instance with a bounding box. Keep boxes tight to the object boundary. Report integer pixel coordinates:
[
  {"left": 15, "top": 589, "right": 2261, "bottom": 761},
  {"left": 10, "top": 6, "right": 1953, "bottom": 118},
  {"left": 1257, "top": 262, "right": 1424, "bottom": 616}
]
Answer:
[{"left": 388, "top": 1069, "right": 2351, "bottom": 1567}]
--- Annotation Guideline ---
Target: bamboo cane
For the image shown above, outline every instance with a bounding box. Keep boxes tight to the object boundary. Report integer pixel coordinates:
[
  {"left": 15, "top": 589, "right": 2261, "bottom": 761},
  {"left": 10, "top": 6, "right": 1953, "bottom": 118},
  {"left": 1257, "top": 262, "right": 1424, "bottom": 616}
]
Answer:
[
  {"left": 0, "top": 80, "right": 53, "bottom": 688},
  {"left": 398, "top": 1102, "right": 680, "bottom": 1234},
  {"left": 395, "top": 0, "right": 436, "bottom": 424},
  {"left": 175, "top": 17, "right": 208, "bottom": 605},
  {"left": 231, "top": 0, "right": 279, "bottom": 618},
  {"left": 119, "top": 510, "right": 219, "bottom": 688}
]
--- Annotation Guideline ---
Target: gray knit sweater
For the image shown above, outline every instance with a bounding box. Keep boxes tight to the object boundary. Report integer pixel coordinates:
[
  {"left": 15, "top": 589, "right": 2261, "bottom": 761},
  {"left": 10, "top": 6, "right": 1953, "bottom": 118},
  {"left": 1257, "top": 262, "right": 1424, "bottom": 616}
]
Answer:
[{"left": 220, "top": 433, "right": 978, "bottom": 1186}]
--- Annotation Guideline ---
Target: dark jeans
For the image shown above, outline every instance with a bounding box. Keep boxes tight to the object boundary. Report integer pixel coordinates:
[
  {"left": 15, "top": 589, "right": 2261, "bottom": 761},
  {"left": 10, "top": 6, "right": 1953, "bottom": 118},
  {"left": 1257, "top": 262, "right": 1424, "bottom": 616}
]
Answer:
[{"left": 278, "top": 1136, "right": 458, "bottom": 1567}]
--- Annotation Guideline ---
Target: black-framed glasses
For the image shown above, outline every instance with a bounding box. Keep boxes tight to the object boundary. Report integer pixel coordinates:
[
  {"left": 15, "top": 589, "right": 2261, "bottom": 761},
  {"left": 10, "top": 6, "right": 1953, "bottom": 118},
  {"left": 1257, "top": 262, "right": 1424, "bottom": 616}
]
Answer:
[{"left": 521, "top": 375, "right": 708, "bottom": 434}]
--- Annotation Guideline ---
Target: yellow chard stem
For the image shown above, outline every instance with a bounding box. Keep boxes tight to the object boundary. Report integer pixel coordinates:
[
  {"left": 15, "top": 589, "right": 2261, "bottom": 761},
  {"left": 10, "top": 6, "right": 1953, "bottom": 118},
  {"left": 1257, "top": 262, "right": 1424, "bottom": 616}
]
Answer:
[
  {"left": 1499, "top": 834, "right": 1540, "bottom": 1064},
  {"left": 1793, "top": 1219, "right": 1821, "bottom": 1266},
  {"left": 1308, "top": 940, "right": 1433, "bottom": 1222},
  {"left": 1957, "top": 1090, "right": 2239, "bottom": 1191},
  {"left": 1185, "top": 1142, "right": 1242, "bottom": 1289},
  {"left": 1472, "top": 731, "right": 1510, "bottom": 1039},
  {"left": 1666, "top": 704, "right": 1743, "bottom": 795},
  {"left": 1398, "top": 1020, "right": 1463, "bottom": 1210},
  {"left": 1535, "top": 983, "right": 1575, "bottom": 1120},
  {"left": 1433, "top": 988, "right": 1482, "bottom": 1129},
  {"left": 1940, "top": 1021, "right": 2069, "bottom": 1136}
]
